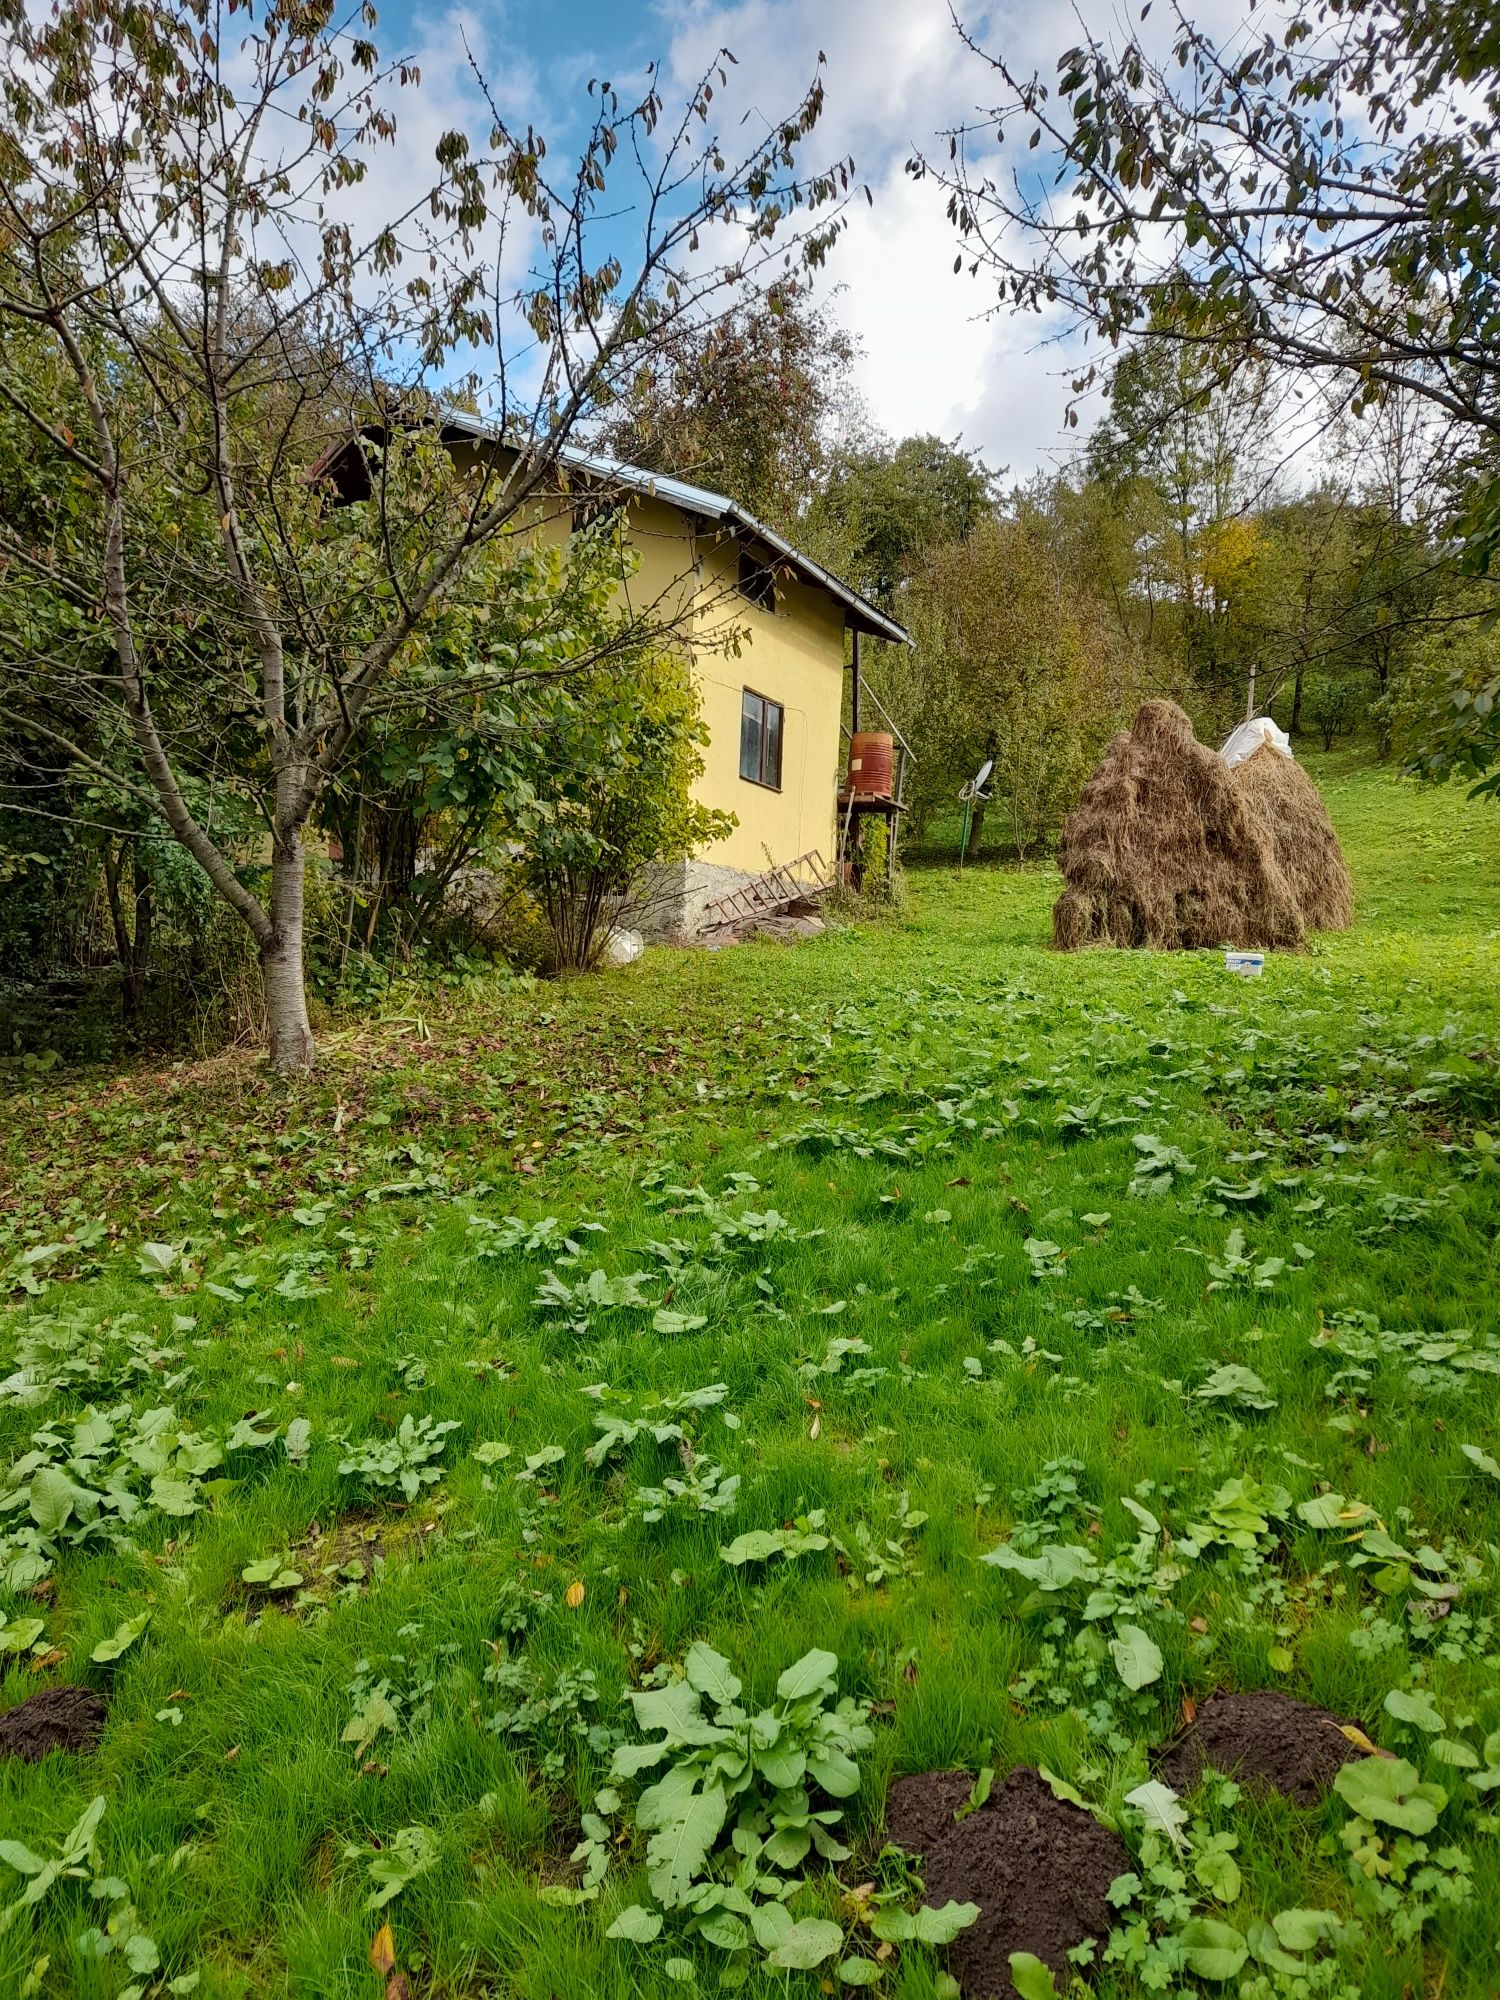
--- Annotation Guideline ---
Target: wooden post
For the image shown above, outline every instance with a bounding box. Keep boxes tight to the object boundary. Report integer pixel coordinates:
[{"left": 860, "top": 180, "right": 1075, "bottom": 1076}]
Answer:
[{"left": 851, "top": 628, "right": 862, "bottom": 735}]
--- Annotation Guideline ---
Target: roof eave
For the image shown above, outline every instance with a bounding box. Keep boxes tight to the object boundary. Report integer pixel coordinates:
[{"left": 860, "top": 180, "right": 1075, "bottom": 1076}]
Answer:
[{"left": 417, "top": 411, "right": 913, "bottom": 648}]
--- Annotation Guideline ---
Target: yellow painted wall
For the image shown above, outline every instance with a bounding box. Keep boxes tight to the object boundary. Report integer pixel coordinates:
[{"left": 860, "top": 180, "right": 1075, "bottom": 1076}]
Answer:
[
  {"left": 510, "top": 480, "right": 847, "bottom": 877},
  {"left": 686, "top": 528, "right": 845, "bottom": 873}
]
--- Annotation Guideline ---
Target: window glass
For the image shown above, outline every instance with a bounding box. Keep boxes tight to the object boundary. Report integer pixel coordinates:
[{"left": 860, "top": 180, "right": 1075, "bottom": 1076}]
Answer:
[
  {"left": 739, "top": 689, "right": 784, "bottom": 789},
  {"left": 763, "top": 698, "right": 783, "bottom": 789},
  {"left": 738, "top": 546, "right": 777, "bottom": 610},
  {"left": 739, "top": 691, "right": 763, "bottom": 783}
]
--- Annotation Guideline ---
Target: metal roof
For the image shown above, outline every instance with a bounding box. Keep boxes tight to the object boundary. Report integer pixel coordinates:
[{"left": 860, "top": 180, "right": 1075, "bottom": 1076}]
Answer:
[{"left": 438, "top": 415, "right": 911, "bottom": 649}]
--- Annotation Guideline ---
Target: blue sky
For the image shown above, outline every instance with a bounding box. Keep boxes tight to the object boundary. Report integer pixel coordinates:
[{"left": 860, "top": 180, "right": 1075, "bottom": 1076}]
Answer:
[
  {"left": 347, "top": 0, "right": 1088, "bottom": 478},
  {"left": 354, "top": 0, "right": 1254, "bottom": 480}
]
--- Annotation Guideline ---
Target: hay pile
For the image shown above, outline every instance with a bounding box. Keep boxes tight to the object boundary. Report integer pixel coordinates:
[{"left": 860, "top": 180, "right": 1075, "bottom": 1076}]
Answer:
[
  {"left": 1053, "top": 700, "right": 1317, "bottom": 951},
  {"left": 1230, "top": 743, "right": 1354, "bottom": 933}
]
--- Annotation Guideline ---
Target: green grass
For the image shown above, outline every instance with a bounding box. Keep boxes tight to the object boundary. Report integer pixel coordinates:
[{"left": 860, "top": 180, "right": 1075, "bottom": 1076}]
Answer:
[{"left": 2, "top": 754, "right": 1499, "bottom": 1999}]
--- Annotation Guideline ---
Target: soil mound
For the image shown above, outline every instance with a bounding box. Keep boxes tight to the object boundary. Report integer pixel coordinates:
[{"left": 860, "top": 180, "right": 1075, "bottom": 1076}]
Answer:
[
  {"left": 884, "top": 1765, "right": 1129, "bottom": 1997},
  {"left": 1158, "top": 1690, "right": 1359, "bottom": 1806},
  {"left": 0, "top": 1683, "right": 108, "bottom": 1762},
  {"left": 1052, "top": 699, "right": 1306, "bottom": 952},
  {"left": 1230, "top": 744, "right": 1354, "bottom": 932}
]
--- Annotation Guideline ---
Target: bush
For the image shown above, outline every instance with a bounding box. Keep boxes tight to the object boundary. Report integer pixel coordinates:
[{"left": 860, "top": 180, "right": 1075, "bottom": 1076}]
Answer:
[{"left": 1302, "top": 673, "right": 1361, "bottom": 751}]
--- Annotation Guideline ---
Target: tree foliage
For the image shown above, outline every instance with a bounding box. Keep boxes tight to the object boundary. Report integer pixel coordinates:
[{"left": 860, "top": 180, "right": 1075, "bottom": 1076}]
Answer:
[
  {"left": 0, "top": 0, "right": 852, "bottom": 1068},
  {"left": 598, "top": 284, "right": 861, "bottom": 532}
]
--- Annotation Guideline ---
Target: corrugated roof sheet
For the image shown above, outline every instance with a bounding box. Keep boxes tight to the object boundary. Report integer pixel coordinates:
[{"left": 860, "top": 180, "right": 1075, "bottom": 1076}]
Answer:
[{"left": 440, "top": 416, "right": 911, "bottom": 649}]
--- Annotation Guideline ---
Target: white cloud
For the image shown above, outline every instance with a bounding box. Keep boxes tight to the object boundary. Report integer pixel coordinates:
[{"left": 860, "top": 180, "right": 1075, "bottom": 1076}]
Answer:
[{"left": 644, "top": 0, "right": 1299, "bottom": 476}]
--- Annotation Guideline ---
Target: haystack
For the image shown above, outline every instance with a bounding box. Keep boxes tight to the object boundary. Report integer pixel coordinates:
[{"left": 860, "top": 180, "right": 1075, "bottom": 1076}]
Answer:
[
  {"left": 1230, "top": 744, "right": 1354, "bottom": 932},
  {"left": 1052, "top": 700, "right": 1306, "bottom": 951}
]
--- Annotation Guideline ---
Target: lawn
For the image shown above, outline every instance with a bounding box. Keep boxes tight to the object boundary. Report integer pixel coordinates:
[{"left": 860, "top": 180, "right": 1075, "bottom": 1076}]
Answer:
[{"left": 2, "top": 753, "right": 1499, "bottom": 2000}]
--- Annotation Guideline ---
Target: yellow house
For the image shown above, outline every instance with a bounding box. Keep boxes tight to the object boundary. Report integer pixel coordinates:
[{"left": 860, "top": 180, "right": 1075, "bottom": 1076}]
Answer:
[{"left": 316, "top": 417, "right": 910, "bottom": 939}]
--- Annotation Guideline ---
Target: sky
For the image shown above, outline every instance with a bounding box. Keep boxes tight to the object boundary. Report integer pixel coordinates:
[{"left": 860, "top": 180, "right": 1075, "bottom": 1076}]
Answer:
[{"left": 361, "top": 0, "right": 1191, "bottom": 482}]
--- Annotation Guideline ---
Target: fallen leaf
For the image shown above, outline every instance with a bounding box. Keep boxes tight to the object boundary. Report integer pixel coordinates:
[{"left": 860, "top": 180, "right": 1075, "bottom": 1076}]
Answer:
[
  {"left": 369, "top": 1926, "right": 396, "bottom": 1976},
  {"left": 1339, "top": 1723, "right": 1396, "bottom": 1759},
  {"left": 1180, "top": 1694, "right": 1197, "bottom": 1727},
  {"left": 564, "top": 1579, "right": 585, "bottom": 1610},
  {"left": 1189, "top": 1617, "right": 1208, "bottom": 1635}
]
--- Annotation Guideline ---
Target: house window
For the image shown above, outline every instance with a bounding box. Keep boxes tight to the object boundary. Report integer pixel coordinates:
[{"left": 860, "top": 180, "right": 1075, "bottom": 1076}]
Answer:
[
  {"left": 739, "top": 689, "right": 784, "bottom": 790},
  {"left": 738, "top": 545, "right": 778, "bottom": 611}
]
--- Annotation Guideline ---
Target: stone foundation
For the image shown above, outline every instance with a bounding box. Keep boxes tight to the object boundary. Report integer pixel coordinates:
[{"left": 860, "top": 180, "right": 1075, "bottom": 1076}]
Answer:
[{"left": 627, "top": 859, "right": 762, "bottom": 943}]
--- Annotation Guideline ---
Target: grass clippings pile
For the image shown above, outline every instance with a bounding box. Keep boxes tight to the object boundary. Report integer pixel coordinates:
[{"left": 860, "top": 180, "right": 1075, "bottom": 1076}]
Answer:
[
  {"left": 1158, "top": 1690, "right": 1361, "bottom": 1807},
  {"left": 884, "top": 1766, "right": 1129, "bottom": 1996},
  {"left": 1053, "top": 699, "right": 1310, "bottom": 951},
  {"left": 1232, "top": 743, "right": 1356, "bottom": 932}
]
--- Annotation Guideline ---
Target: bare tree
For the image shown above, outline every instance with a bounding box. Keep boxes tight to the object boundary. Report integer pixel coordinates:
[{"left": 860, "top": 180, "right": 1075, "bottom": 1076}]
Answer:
[{"left": 0, "top": 0, "right": 854, "bottom": 1068}]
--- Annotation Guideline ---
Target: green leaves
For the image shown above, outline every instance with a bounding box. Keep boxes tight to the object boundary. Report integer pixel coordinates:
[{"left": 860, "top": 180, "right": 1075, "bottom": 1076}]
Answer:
[
  {"left": 337, "top": 1414, "right": 460, "bottom": 1502},
  {"left": 765, "top": 1917, "right": 844, "bottom": 1969},
  {"left": 1193, "top": 1363, "right": 1277, "bottom": 1411},
  {"left": 0, "top": 1614, "right": 46, "bottom": 1655},
  {"left": 91, "top": 1611, "right": 150, "bottom": 1664},
  {"left": 0, "top": 1795, "right": 107, "bottom": 1933},
  {"left": 980, "top": 1542, "right": 1098, "bottom": 1590},
  {"left": 684, "top": 1642, "right": 742, "bottom": 1707},
  {"left": 1383, "top": 1688, "right": 1445, "bottom": 1734},
  {"left": 134, "top": 1241, "right": 182, "bottom": 1281},
  {"left": 720, "top": 1520, "right": 830, "bottom": 1566},
  {"left": 1108, "top": 1623, "right": 1163, "bottom": 1691},
  {"left": 776, "top": 1648, "right": 838, "bottom": 1701},
  {"left": 1461, "top": 1442, "right": 1500, "bottom": 1480},
  {"left": 241, "top": 1554, "right": 303, "bottom": 1592},
  {"left": 1124, "top": 1780, "right": 1187, "bottom": 1850},
  {"left": 1333, "top": 1755, "right": 1447, "bottom": 1835},
  {"left": 1176, "top": 1916, "right": 1248, "bottom": 1980},
  {"left": 345, "top": 1825, "right": 438, "bottom": 1909},
  {"left": 605, "top": 1904, "right": 662, "bottom": 1943},
  {"left": 342, "top": 1689, "right": 399, "bottom": 1762},
  {"left": 871, "top": 1902, "right": 980, "bottom": 1946},
  {"left": 643, "top": 1781, "right": 728, "bottom": 1908},
  {"left": 604, "top": 1644, "right": 873, "bottom": 1968},
  {"left": 27, "top": 1464, "right": 75, "bottom": 1535},
  {"left": 1008, "top": 1953, "right": 1060, "bottom": 2000}
]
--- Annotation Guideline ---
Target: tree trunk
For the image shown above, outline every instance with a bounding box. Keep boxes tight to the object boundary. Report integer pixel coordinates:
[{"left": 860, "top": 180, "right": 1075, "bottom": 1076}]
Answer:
[
  {"left": 102, "top": 841, "right": 152, "bottom": 1031},
  {"left": 263, "top": 835, "right": 315, "bottom": 1073},
  {"left": 1290, "top": 668, "right": 1305, "bottom": 737}
]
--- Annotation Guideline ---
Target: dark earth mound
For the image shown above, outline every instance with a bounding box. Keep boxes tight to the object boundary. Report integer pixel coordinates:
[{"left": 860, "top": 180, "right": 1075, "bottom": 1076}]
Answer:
[
  {"left": 884, "top": 1765, "right": 1129, "bottom": 1998},
  {"left": 1158, "top": 1690, "right": 1359, "bottom": 1806},
  {"left": 0, "top": 1683, "right": 108, "bottom": 1762}
]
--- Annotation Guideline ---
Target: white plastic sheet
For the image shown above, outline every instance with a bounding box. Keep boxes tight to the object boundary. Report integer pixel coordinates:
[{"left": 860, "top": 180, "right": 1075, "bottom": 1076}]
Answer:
[
  {"left": 600, "top": 927, "right": 644, "bottom": 968},
  {"left": 1220, "top": 716, "right": 1293, "bottom": 768}
]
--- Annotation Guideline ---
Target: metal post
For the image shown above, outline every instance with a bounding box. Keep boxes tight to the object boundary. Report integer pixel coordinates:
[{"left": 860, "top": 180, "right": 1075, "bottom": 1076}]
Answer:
[{"left": 850, "top": 629, "right": 862, "bottom": 735}]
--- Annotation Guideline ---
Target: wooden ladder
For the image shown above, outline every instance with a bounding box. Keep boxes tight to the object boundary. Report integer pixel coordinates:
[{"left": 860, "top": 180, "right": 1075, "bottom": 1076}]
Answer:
[{"left": 699, "top": 849, "right": 833, "bottom": 932}]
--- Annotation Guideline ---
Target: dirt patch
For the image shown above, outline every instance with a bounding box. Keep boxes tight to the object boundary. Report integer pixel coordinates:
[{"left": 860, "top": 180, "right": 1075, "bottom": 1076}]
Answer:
[
  {"left": 1157, "top": 1690, "right": 1359, "bottom": 1806},
  {"left": 884, "top": 1765, "right": 1129, "bottom": 1997},
  {"left": 0, "top": 1684, "right": 108, "bottom": 1762}
]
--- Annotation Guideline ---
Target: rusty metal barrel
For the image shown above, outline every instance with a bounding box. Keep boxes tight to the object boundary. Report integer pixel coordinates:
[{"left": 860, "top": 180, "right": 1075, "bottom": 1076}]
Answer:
[{"left": 846, "top": 731, "right": 894, "bottom": 798}]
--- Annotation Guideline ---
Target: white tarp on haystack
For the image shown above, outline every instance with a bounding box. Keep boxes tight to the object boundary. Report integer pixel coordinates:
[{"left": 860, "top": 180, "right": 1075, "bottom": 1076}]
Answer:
[{"left": 1220, "top": 716, "right": 1293, "bottom": 769}]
